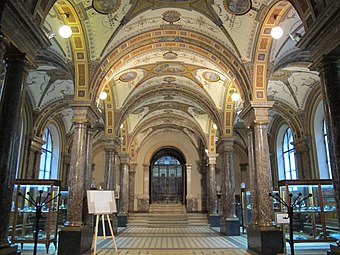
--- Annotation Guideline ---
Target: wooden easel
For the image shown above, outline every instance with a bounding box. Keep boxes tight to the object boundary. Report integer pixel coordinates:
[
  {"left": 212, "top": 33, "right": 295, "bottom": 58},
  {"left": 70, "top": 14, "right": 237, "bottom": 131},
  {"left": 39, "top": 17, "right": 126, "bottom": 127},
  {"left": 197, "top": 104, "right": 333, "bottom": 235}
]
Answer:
[{"left": 92, "top": 214, "right": 118, "bottom": 255}]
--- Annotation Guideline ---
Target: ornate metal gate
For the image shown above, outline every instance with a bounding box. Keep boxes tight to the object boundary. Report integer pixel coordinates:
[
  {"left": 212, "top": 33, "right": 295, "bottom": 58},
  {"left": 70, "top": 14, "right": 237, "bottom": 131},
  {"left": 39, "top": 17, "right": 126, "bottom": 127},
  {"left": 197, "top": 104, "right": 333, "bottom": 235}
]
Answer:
[{"left": 151, "top": 156, "right": 183, "bottom": 203}]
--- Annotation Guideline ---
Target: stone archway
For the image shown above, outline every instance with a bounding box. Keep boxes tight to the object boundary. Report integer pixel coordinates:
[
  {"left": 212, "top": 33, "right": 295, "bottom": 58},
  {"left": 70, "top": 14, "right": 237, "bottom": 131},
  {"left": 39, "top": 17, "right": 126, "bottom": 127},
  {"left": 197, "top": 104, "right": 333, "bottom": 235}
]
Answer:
[{"left": 149, "top": 147, "right": 186, "bottom": 204}]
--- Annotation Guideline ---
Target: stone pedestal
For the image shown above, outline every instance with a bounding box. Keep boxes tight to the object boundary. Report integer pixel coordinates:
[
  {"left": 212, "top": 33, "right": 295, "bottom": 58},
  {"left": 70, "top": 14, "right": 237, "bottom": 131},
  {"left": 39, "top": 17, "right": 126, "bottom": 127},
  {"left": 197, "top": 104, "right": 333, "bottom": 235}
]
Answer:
[
  {"left": 247, "top": 225, "right": 283, "bottom": 255},
  {"left": 220, "top": 217, "right": 240, "bottom": 236},
  {"left": 58, "top": 225, "right": 93, "bottom": 255},
  {"left": 208, "top": 214, "right": 220, "bottom": 227},
  {"left": 0, "top": 246, "right": 19, "bottom": 255},
  {"left": 117, "top": 214, "right": 127, "bottom": 227},
  {"left": 328, "top": 244, "right": 340, "bottom": 255}
]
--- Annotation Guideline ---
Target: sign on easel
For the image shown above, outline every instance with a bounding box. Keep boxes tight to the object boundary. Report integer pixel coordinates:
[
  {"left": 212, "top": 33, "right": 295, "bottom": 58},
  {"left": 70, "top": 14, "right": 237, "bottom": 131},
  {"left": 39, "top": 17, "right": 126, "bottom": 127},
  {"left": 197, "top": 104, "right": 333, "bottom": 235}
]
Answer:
[
  {"left": 87, "top": 190, "right": 118, "bottom": 254},
  {"left": 87, "top": 190, "right": 117, "bottom": 214}
]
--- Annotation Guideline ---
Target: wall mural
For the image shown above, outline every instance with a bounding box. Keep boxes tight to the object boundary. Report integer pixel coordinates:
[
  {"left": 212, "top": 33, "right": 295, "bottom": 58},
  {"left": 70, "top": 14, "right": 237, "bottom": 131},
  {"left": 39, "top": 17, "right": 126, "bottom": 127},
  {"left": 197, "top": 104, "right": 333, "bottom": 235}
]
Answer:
[
  {"left": 119, "top": 71, "right": 137, "bottom": 82},
  {"left": 152, "top": 63, "right": 187, "bottom": 74}
]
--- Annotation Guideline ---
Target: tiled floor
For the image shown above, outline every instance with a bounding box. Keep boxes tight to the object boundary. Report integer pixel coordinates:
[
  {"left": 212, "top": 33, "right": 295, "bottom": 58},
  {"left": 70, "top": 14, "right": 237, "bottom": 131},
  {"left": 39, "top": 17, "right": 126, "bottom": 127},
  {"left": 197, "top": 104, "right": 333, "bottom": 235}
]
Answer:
[{"left": 17, "top": 226, "right": 335, "bottom": 255}]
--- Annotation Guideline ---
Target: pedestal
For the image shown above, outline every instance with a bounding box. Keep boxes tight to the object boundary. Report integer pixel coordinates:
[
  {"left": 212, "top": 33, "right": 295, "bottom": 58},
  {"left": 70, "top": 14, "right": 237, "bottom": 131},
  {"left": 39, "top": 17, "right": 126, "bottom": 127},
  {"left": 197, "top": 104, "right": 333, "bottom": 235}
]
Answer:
[
  {"left": 247, "top": 224, "right": 283, "bottom": 255},
  {"left": 208, "top": 214, "right": 220, "bottom": 227},
  {"left": 57, "top": 225, "right": 92, "bottom": 255},
  {"left": 117, "top": 214, "right": 127, "bottom": 227},
  {"left": 220, "top": 217, "right": 240, "bottom": 236},
  {"left": 328, "top": 244, "right": 340, "bottom": 255},
  {"left": 0, "top": 246, "right": 19, "bottom": 255}
]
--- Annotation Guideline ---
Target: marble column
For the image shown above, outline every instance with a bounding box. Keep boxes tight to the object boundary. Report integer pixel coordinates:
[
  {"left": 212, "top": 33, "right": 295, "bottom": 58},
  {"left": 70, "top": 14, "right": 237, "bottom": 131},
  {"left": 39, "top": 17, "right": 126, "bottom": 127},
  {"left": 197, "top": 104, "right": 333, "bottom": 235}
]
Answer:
[
  {"left": 137, "top": 163, "right": 149, "bottom": 212},
  {"left": 119, "top": 154, "right": 130, "bottom": 214},
  {"left": 104, "top": 148, "right": 116, "bottom": 190},
  {"left": 247, "top": 126, "right": 259, "bottom": 225},
  {"left": 199, "top": 160, "right": 208, "bottom": 212},
  {"left": 219, "top": 138, "right": 240, "bottom": 236},
  {"left": 318, "top": 55, "right": 340, "bottom": 238},
  {"left": 129, "top": 163, "right": 137, "bottom": 212},
  {"left": 208, "top": 154, "right": 218, "bottom": 214},
  {"left": 61, "top": 153, "right": 71, "bottom": 187},
  {"left": 240, "top": 102, "right": 283, "bottom": 254},
  {"left": 207, "top": 154, "right": 219, "bottom": 227},
  {"left": 253, "top": 123, "right": 274, "bottom": 226},
  {"left": 186, "top": 164, "right": 197, "bottom": 211},
  {"left": 26, "top": 135, "right": 45, "bottom": 179},
  {"left": 220, "top": 138, "right": 236, "bottom": 218},
  {"left": 83, "top": 128, "right": 95, "bottom": 225},
  {"left": 118, "top": 154, "right": 129, "bottom": 227},
  {"left": 65, "top": 122, "right": 89, "bottom": 227},
  {"left": 292, "top": 136, "right": 312, "bottom": 180},
  {"left": 0, "top": 53, "right": 29, "bottom": 248}
]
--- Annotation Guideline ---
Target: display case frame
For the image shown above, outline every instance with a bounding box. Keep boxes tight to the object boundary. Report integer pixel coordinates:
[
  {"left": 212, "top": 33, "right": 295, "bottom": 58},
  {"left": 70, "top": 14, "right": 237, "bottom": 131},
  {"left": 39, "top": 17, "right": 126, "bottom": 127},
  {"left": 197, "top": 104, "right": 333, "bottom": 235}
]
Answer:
[
  {"left": 10, "top": 179, "right": 61, "bottom": 252},
  {"left": 278, "top": 179, "right": 339, "bottom": 242}
]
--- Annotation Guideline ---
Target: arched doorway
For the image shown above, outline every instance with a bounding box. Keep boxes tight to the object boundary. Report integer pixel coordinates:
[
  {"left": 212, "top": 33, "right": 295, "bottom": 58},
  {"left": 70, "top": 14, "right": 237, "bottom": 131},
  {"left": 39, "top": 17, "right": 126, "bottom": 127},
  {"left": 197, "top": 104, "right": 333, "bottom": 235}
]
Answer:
[{"left": 150, "top": 147, "right": 186, "bottom": 204}]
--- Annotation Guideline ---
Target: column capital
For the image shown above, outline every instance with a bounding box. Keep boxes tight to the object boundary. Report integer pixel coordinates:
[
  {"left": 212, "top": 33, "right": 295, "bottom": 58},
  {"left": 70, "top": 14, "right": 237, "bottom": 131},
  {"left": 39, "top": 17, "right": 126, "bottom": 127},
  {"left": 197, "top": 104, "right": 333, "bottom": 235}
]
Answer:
[
  {"left": 30, "top": 135, "right": 45, "bottom": 151},
  {"left": 239, "top": 101, "right": 274, "bottom": 127},
  {"left": 119, "top": 153, "right": 131, "bottom": 164},
  {"left": 207, "top": 153, "right": 218, "bottom": 164},
  {"left": 102, "top": 136, "right": 121, "bottom": 152},
  {"left": 218, "top": 137, "right": 234, "bottom": 153},
  {"left": 70, "top": 102, "right": 101, "bottom": 127}
]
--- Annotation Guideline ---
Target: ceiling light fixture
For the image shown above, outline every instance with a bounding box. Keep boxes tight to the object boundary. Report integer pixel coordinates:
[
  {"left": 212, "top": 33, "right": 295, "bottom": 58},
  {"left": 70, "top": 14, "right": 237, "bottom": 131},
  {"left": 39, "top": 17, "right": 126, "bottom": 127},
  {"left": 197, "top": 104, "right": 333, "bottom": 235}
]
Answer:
[
  {"left": 270, "top": 14, "right": 283, "bottom": 39},
  {"left": 99, "top": 91, "right": 108, "bottom": 100},
  {"left": 212, "top": 123, "right": 217, "bottom": 130},
  {"left": 59, "top": 25, "right": 72, "bottom": 38},
  {"left": 231, "top": 92, "right": 240, "bottom": 101}
]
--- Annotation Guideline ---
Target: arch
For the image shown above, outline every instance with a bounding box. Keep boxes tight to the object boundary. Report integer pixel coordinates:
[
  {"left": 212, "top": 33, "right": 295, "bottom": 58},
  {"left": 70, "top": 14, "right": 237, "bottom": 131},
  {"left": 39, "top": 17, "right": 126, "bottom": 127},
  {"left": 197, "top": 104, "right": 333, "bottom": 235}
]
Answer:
[{"left": 91, "top": 29, "right": 251, "bottom": 104}]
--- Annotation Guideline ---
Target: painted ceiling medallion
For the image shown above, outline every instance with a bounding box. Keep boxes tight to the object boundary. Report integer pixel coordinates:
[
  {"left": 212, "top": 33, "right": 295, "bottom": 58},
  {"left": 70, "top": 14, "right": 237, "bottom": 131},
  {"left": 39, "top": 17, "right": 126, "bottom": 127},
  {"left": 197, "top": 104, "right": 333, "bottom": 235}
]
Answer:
[
  {"left": 163, "top": 50, "right": 178, "bottom": 60},
  {"left": 119, "top": 71, "right": 137, "bottom": 82},
  {"left": 223, "top": 0, "right": 252, "bottom": 16},
  {"left": 164, "top": 76, "right": 176, "bottom": 83},
  {"left": 162, "top": 10, "right": 181, "bottom": 23},
  {"left": 202, "top": 71, "right": 220, "bottom": 82},
  {"left": 92, "top": 0, "right": 121, "bottom": 14}
]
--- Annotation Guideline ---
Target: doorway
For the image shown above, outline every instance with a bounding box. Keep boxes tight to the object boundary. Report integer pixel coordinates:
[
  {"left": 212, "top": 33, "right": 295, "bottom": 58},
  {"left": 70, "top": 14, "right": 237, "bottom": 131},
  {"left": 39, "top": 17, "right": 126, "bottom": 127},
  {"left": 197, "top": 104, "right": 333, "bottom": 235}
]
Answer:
[{"left": 150, "top": 148, "right": 186, "bottom": 204}]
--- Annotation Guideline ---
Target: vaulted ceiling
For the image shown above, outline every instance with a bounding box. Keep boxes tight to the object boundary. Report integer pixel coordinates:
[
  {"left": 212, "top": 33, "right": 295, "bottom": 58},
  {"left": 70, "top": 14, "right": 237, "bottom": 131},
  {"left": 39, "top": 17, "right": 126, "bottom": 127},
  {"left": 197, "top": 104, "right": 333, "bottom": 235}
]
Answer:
[{"left": 26, "top": 0, "right": 320, "bottom": 154}]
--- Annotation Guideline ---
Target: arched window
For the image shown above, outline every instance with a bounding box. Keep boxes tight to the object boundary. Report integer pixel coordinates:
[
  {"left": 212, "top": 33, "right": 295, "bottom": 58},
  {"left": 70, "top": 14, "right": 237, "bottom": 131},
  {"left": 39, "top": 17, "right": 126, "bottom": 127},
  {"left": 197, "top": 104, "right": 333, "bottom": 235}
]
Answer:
[
  {"left": 39, "top": 124, "right": 60, "bottom": 179},
  {"left": 323, "top": 120, "right": 332, "bottom": 178},
  {"left": 39, "top": 128, "right": 53, "bottom": 179},
  {"left": 282, "top": 128, "right": 297, "bottom": 180},
  {"left": 314, "top": 101, "right": 332, "bottom": 179},
  {"left": 276, "top": 125, "right": 297, "bottom": 180}
]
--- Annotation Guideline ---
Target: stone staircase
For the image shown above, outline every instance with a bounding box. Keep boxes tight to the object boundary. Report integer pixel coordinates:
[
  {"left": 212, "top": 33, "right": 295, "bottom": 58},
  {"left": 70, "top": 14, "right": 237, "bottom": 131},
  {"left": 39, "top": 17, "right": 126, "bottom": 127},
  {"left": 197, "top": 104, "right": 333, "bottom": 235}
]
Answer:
[{"left": 128, "top": 204, "right": 209, "bottom": 227}]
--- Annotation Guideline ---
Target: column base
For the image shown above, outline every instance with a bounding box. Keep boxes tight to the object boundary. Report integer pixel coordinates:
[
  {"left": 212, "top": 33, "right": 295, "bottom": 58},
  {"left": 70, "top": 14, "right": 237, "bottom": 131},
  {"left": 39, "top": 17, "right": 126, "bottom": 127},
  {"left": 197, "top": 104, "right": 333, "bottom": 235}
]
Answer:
[
  {"left": 117, "top": 214, "right": 127, "bottom": 227},
  {"left": 0, "top": 245, "right": 19, "bottom": 255},
  {"left": 328, "top": 244, "right": 340, "bottom": 255},
  {"left": 58, "top": 225, "right": 92, "bottom": 255},
  {"left": 137, "top": 197, "right": 149, "bottom": 212},
  {"left": 208, "top": 214, "right": 220, "bottom": 227},
  {"left": 220, "top": 217, "right": 240, "bottom": 236},
  {"left": 247, "top": 224, "right": 283, "bottom": 255}
]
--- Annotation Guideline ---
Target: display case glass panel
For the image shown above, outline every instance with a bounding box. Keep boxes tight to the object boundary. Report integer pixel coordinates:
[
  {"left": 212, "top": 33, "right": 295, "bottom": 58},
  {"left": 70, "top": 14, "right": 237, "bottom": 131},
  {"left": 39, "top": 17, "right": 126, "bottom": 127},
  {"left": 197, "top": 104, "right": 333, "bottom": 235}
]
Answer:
[
  {"left": 9, "top": 179, "right": 61, "bottom": 252},
  {"left": 278, "top": 180, "right": 339, "bottom": 242}
]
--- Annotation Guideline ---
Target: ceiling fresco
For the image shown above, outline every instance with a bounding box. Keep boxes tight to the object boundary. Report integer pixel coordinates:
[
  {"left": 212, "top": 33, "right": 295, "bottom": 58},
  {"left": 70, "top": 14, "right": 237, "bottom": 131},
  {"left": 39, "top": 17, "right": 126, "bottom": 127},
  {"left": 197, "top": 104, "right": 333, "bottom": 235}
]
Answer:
[{"left": 23, "top": 0, "right": 321, "bottom": 152}]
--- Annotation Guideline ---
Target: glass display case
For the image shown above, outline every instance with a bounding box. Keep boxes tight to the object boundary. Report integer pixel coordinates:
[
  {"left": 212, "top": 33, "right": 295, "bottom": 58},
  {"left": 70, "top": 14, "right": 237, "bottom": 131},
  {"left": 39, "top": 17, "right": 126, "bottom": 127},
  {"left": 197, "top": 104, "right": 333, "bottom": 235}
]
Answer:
[
  {"left": 58, "top": 188, "right": 68, "bottom": 226},
  {"left": 9, "top": 179, "right": 61, "bottom": 252},
  {"left": 278, "top": 179, "right": 339, "bottom": 242}
]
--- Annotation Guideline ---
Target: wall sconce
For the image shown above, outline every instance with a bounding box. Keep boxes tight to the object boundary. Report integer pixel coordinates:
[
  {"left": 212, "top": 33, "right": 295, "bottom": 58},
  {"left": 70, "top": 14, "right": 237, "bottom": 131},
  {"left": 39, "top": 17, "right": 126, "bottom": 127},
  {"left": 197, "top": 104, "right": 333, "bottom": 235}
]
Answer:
[{"left": 212, "top": 123, "right": 217, "bottom": 129}]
